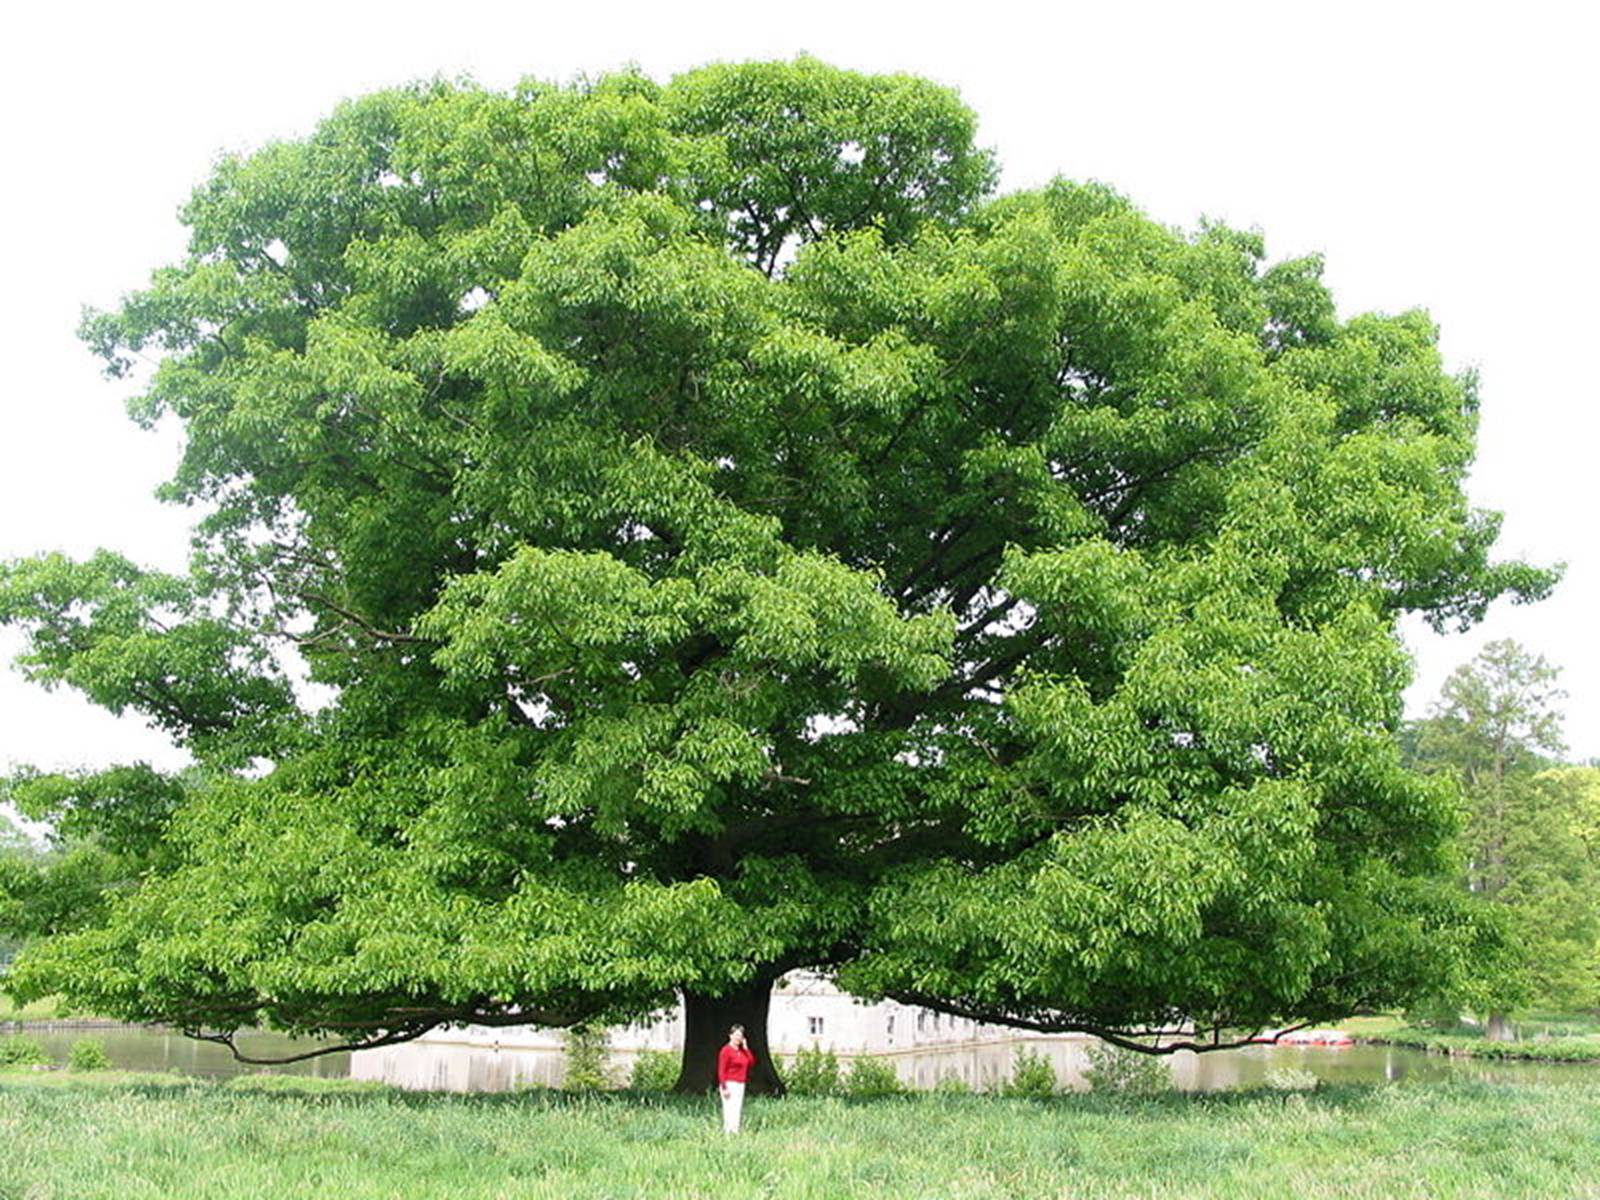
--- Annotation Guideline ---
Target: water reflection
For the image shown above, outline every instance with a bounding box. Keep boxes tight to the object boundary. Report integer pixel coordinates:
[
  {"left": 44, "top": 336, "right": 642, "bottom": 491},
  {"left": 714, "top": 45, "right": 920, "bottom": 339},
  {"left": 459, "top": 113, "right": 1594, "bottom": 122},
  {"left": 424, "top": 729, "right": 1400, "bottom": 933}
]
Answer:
[
  {"left": 351, "top": 1034, "right": 1600, "bottom": 1093},
  {"left": 352, "top": 1035, "right": 569, "bottom": 1092},
  {"left": 14, "top": 1024, "right": 1600, "bottom": 1092},
  {"left": 20, "top": 1025, "right": 350, "bottom": 1080}
]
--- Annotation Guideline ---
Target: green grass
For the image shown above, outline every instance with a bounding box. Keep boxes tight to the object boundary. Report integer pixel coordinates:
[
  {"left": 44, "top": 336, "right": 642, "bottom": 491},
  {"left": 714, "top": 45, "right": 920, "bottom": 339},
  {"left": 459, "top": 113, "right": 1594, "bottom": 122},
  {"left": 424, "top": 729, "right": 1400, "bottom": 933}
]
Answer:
[
  {"left": 1365, "top": 1010, "right": 1600, "bottom": 1062},
  {"left": 4, "top": 1074, "right": 1600, "bottom": 1198},
  {"left": 1376, "top": 1028, "right": 1600, "bottom": 1063},
  {"left": 1339, "top": 1014, "right": 1405, "bottom": 1038}
]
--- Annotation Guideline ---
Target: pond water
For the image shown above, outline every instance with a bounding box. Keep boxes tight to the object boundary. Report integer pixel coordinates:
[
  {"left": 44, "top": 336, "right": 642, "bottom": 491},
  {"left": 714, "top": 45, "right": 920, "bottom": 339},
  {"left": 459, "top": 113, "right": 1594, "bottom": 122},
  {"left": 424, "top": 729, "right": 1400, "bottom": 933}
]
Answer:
[
  {"left": 13, "top": 1024, "right": 1600, "bottom": 1092},
  {"left": 16, "top": 1024, "right": 350, "bottom": 1080},
  {"left": 348, "top": 1033, "right": 1600, "bottom": 1094}
]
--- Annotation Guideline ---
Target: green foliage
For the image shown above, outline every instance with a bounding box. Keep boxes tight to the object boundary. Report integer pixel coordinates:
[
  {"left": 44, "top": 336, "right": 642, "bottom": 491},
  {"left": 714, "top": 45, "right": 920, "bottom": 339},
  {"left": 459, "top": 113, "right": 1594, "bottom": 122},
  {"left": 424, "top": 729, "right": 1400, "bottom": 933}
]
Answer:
[
  {"left": 0, "top": 768, "right": 193, "bottom": 967},
  {"left": 560, "top": 1024, "right": 612, "bottom": 1091},
  {"left": 1408, "top": 644, "right": 1600, "bottom": 1016},
  {"left": 999, "top": 1046, "right": 1057, "bottom": 1098},
  {"left": 1403, "top": 999, "right": 1467, "bottom": 1030},
  {"left": 0, "top": 994, "right": 65, "bottom": 1023},
  {"left": 627, "top": 1048, "right": 679, "bottom": 1092},
  {"left": 666, "top": 56, "right": 996, "bottom": 273},
  {"left": 0, "top": 1034, "right": 48, "bottom": 1066},
  {"left": 0, "top": 553, "right": 298, "bottom": 770},
  {"left": 930, "top": 1069, "right": 970, "bottom": 1095},
  {"left": 0, "top": 809, "right": 32, "bottom": 856},
  {"left": 1412, "top": 641, "right": 1566, "bottom": 787},
  {"left": 0, "top": 832, "right": 145, "bottom": 950},
  {"left": 0, "top": 809, "right": 38, "bottom": 966},
  {"left": 784, "top": 1044, "right": 841, "bottom": 1096},
  {"left": 0, "top": 58, "right": 1553, "bottom": 1069},
  {"left": 1083, "top": 1041, "right": 1169, "bottom": 1096},
  {"left": 844, "top": 1054, "right": 905, "bottom": 1098},
  {"left": 67, "top": 1039, "right": 111, "bottom": 1071}
]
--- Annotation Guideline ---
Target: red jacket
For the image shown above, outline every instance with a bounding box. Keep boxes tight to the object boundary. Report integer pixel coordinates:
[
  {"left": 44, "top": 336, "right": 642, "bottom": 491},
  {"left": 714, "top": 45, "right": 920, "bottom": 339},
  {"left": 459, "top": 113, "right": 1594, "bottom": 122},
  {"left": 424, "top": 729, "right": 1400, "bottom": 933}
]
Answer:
[{"left": 717, "top": 1043, "right": 756, "bottom": 1085}]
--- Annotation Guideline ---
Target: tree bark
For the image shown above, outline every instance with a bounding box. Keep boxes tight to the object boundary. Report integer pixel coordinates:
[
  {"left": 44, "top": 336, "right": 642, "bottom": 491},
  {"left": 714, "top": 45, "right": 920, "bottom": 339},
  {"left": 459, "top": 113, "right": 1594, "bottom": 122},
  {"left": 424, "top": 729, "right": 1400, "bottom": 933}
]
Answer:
[
  {"left": 673, "top": 975, "right": 786, "bottom": 1096},
  {"left": 1485, "top": 1012, "right": 1515, "bottom": 1042}
]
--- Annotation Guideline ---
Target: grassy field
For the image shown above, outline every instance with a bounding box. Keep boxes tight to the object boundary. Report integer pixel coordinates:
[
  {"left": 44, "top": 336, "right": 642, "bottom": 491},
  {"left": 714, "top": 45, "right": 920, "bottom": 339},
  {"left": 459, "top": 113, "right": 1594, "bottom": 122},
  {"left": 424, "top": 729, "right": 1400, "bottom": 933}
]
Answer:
[
  {"left": 1360, "top": 1011, "right": 1600, "bottom": 1063},
  {"left": 1376, "top": 1029, "right": 1600, "bottom": 1063},
  {"left": 1338, "top": 1015, "right": 1405, "bottom": 1038},
  {"left": 3, "top": 1071, "right": 1599, "bottom": 1199}
]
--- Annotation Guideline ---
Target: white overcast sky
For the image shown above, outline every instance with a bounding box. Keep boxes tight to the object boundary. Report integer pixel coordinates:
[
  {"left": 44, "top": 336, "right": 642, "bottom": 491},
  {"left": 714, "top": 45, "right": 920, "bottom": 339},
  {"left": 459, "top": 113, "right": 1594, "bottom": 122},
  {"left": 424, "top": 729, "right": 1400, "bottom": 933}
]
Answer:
[{"left": 1, "top": 0, "right": 1596, "bottom": 796}]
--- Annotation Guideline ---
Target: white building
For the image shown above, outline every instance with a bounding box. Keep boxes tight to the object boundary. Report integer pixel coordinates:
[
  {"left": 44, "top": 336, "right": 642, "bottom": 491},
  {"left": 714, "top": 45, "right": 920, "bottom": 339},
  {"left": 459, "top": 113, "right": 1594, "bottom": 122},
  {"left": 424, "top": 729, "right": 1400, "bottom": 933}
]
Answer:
[
  {"left": 351, "top": 969, "right": 1096, "bottom": 1092},
  {"left": 389, "top": 969, "right": 1060, "bottom": 1054},
  {"left": 767, "top": 970, "right": 1027, "bottom": 1054}
]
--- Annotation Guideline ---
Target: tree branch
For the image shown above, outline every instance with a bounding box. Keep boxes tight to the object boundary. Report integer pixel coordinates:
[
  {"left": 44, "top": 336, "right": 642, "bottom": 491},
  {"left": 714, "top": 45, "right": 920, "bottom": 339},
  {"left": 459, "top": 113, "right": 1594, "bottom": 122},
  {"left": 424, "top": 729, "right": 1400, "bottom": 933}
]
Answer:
[
  {"left": 296, "top": 591, "right": 430, "bottom": 645},
  {"left": 183, "top": 1023, "right": 436, "bottom": 1065},
  {"left": 178, "top": 999, "right": 603, "bottom": 1064},
  {"left": 884, "top": 990, "right": 1314, "bottom": 1056}
]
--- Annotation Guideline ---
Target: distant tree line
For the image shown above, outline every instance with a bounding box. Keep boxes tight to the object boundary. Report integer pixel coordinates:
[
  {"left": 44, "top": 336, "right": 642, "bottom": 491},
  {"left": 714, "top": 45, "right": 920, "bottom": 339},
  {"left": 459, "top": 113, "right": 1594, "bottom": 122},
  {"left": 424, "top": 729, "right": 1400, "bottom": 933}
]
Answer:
[{"left": 1404, "top": 639, "right": 1600, "bottom": 1036}]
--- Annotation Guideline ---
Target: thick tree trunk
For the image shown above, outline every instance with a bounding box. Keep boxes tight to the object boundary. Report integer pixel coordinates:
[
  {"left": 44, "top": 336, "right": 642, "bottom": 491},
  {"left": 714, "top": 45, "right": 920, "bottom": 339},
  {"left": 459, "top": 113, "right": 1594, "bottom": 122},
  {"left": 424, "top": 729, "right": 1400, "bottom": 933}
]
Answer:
[
  {"left": 673, "top": 975, "right": 786, "bottom": 1096},
  {"left": 1485, "top": 1012, "right": 1515, "bottom": 1042}
]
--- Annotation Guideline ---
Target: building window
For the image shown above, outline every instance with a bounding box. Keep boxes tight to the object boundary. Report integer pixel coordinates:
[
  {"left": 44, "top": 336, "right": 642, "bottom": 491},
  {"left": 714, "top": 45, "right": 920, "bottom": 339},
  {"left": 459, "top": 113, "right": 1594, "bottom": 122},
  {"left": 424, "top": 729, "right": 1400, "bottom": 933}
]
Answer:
[
  {"left": 808, "top": 1016, "right": 824, "bottom": 1037},
  {"left": 886, "top": 1014, "right": 895, "bottom": 1041}
]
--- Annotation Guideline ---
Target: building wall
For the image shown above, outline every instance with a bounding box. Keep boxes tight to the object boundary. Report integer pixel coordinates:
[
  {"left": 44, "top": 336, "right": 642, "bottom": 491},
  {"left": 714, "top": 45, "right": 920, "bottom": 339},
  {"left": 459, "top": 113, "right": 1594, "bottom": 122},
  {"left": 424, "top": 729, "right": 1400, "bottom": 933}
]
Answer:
[
  {"left": 353, "top": 970, "right": 1101, "bottom": 1092},
  {"left": 415, "top": 969, "right": 1083, "bottom": 1056}
]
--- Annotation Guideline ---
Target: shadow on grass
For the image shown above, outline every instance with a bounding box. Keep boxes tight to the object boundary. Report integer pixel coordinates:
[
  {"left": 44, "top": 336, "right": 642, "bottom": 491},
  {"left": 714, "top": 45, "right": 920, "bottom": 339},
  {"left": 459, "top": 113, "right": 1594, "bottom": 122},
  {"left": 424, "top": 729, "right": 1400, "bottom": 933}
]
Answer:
[
  {"left": 10, "top": 1067, "right": 1512, "bottom": 1122},
  {"left": 201, "top": 1077, "right": 1416, "bottom": 1119},
  {"left": 217, "top": 1077, "right": 727, "bottom": 1112}
]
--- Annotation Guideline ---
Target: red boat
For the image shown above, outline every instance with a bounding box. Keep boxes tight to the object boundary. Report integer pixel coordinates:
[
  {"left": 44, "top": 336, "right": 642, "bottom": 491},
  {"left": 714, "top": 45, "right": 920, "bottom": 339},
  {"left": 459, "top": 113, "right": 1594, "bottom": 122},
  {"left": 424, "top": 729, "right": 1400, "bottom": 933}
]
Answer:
[{"left": 1277, "top": 1029, "right": 1354, "bottom": 1047}]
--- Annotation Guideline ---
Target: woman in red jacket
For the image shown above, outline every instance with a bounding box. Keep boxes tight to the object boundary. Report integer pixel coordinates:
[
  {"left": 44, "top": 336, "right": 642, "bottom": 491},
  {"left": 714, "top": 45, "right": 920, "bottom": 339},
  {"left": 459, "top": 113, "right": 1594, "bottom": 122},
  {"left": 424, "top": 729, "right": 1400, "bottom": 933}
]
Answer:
[{"left": 717, "top": 1025, "right": 756, "bottom": 1133}]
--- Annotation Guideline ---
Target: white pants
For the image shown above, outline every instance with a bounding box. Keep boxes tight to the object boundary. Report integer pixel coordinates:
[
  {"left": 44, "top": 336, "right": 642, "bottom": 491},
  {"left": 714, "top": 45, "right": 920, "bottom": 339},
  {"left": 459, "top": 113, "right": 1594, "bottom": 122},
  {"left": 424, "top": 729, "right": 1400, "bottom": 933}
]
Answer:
[{"left": 720, "top": 1081, "right": 745, "bottom": 1133}]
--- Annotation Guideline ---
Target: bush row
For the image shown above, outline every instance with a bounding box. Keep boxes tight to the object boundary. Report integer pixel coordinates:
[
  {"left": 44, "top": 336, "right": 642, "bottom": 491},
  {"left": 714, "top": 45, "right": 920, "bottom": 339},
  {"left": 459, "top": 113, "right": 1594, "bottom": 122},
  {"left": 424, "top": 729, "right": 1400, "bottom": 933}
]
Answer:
[
  {"left": 624, "top": 1044, "right": 1070, "bottom": 1097},
  {"left": 0, "top": 1035, "right": 110, "bottom": 1069}
]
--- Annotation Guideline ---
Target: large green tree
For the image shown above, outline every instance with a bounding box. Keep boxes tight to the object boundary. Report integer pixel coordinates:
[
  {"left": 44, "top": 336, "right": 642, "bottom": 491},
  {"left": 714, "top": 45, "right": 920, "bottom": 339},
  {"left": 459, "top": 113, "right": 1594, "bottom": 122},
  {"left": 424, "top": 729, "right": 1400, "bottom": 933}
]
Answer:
[{"left": 0, "top": 58, "right": 1552, "bottom": 1092}]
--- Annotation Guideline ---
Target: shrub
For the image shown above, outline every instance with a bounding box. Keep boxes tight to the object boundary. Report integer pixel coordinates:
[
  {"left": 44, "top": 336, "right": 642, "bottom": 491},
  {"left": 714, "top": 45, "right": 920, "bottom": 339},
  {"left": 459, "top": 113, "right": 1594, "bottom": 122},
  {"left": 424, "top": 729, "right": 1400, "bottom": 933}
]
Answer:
[
  {"left": 1001, "top": 1047, "right": 1057, "bottom": 1098},
  {"left": 845, "top": 1055, "right": 905, "bottom": 1098},
  {"left": 629, "top": 1048, "right": 679, "bottom": 1092},
  {"left": 931, "top": 1070, "right": 971, "bottom": 1095},
  {"left": 0, "top": 1033, "right": 48, "bottom": 1067},
  {"left": 67, "top": 1038, "right": 110, "bottom": 1071},
  {"left": 1083, "top": 1041, "right": 1169, "bottom": 1096},
  {"left": 561, "top": 1024, "right": 612, "bottom": 1091},
  {"left": 785, "top": 1045, "right": 841, "bottom": 1096}
]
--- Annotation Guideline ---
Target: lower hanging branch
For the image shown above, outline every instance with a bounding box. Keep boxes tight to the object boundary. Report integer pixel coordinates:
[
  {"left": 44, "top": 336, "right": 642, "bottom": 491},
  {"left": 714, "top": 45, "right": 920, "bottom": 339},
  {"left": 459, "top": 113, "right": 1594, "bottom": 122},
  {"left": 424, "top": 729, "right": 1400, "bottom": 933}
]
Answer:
[
  {"left": 885, "top": 991, "right": 1314, "bottom": 1056},
  {"left": 182, "top": 1022, "right": 439, "bottom": 1065},
  {"left": 175, "top": 1000, "right": 601, "bottom": 1065}
]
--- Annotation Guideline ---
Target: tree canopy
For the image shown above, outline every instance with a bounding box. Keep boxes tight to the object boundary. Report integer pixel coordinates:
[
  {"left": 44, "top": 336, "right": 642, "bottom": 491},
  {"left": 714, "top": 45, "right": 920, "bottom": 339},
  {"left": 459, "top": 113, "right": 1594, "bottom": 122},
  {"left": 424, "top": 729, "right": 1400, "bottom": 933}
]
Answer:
[{"left": 0, "top": 57, "right": 1553, "bottom": 1089}]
